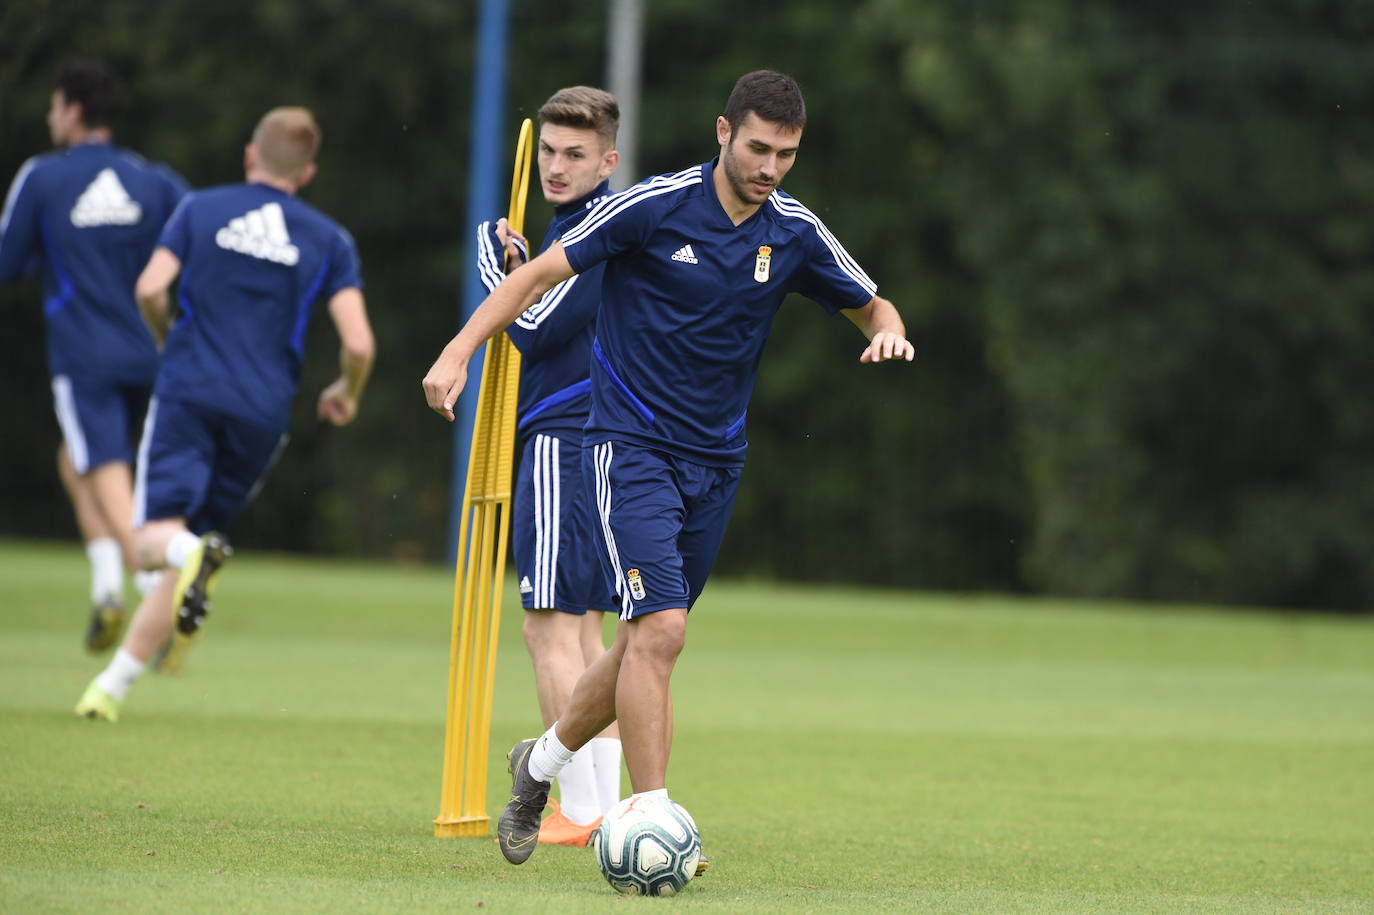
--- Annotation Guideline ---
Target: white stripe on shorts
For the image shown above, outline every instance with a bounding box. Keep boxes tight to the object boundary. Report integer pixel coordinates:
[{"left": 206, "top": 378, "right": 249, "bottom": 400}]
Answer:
[
  {"left": 242, "top": 433, "right": 290, "bottom": 506},
  {"left": 132, "top": 396, "right": 159, "bottom": 528},
  {"left": 592, "top": 442, "right": 634, "bottom": 619},
  {"left": 51, "top": 375, "right": 90, "bottom": 474},
  {"left": 532, "top": 434, "right": 563, "bottom": 609}
]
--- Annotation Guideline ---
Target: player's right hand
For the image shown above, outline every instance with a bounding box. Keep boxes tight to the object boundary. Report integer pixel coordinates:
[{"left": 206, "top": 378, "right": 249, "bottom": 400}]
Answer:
[
  {"left": 422, "top": 342, "right": 469, "bottom": 422},
  {"left": 318, "top": 378, "right": 359, "bottom": 426}
]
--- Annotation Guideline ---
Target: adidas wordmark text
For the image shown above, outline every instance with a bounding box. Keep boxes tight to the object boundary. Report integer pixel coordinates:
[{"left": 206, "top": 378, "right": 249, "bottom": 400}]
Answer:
[{"left": 215, "top": 202, "right": 300, "bottom": 265}]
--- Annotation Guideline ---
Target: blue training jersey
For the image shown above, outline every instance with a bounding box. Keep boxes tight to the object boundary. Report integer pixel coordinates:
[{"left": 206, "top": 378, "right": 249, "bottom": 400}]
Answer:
[
  {"left": 0, "top": 142, "right": 189, "bottom": 382},
  {"left": 155, "top": 182, "right": 362, "bottom": 429},
  {"left": 476, "top": 180, "right": 610, "bottom": 440},
  {"left": 560, "top": 159, "right": 878, "bottom": 467}
]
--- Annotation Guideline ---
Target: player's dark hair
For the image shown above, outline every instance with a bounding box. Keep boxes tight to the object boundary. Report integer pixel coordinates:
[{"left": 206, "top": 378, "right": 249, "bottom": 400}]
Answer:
[
  {"left": 55, "top": 60, "right": 126, "bottom": 129},
  {"left": 539, "top": 86, "right": 620, "bottom": 147},
  {"left": 723, "top": 70, "right": 806, "bottom": 135}
]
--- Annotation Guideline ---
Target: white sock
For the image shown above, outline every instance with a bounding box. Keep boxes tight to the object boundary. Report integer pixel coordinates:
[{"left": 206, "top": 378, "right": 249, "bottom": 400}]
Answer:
[
  {"left": 87, "top": 538, "right": 123, "bottom": 603},
  {"left": 590, "top": 737, "right": 623, "bottom": 813},
  {"left": 556, "top": 747, "right": 601, "bottom": 825},
  {"left": 528, "top": 723, "right": 576, "bottom": 783},
  {"left": 135, "top": 569, "right": 165, "bottom": 597},
  {"left": 94, "top": 649, "right": 146, "bottom": 700},
  {"left": 164, "top": 531, "right": 201, "bottom": 569}
]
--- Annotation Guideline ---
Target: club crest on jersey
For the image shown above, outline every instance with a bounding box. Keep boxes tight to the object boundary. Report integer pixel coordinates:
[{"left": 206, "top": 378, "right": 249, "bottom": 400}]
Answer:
[
  {"left": 754, "top": 245, "right": 772, "bottom": 283},
  {"left": 625, "top": 568, "right": 647, "bottom": 601}
]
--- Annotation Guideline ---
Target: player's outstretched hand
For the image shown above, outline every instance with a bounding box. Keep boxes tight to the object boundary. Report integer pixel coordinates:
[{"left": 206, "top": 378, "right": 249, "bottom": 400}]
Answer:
[
  {"left": 317, "top": 378, "right": 359, "bottom": 426},
  {"left": 422, "top": 343, "right": 469, "bottom": 422},
  {"left": 859, "top": 331, "right": 915, "bottom": 364}
]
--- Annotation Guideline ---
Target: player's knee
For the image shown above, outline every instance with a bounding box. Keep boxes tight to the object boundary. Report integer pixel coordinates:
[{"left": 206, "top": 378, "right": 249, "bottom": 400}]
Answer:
[
  {"left": 133, "top": 520, "right": 178, "bottom": 570},
  {"left": 628, "top": 610, "right": 687, "bottom": 664},
  {"left": 133, "top": 529, "right": 163, "bottom": 570},
  {"left": 522, "top": 610, "right": 577, "bottom": 658}
]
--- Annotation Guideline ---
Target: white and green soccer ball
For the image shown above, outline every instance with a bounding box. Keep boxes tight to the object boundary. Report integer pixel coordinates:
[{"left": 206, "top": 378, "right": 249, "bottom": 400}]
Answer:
[{"left": 592, "top": 795, "right": 701, "bottom": 896}]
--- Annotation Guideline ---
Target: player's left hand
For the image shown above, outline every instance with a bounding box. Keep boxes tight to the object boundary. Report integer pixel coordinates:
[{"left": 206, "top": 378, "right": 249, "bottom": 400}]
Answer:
[
  {"left": 317, "top": 378, "right": 359, "bottom": 426},
  {"left": 422, "top": 344, "right": 469, "bottom": 422},
  {"left": 494, "top": 217, "right": 529, "bottom": 270},
  {"left": 859, "top": 331, "right": 915, "bottom": 363}
]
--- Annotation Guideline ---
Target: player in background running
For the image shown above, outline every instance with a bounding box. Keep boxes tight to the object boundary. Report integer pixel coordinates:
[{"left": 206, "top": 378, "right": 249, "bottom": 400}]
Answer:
[
  {"left": 75, "top": 107, "right": 374, "bottom": 722},
  {"left": 0, "top": 60, "right": 189, "bottom": 651}
]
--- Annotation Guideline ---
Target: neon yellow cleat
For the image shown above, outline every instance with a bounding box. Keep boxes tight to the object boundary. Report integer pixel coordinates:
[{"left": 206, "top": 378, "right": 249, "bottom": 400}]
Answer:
[
  {"left": 152, "top": 632, "right": 197, "bottom": 675},
  {"left": 74, "top": 681, "right": 120, "bottom": 722}
]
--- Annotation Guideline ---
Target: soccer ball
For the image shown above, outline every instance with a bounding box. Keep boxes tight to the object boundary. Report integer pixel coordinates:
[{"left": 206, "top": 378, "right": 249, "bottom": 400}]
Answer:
[{"left": 592, "top": 795, "right": 701, "bottom": 896}]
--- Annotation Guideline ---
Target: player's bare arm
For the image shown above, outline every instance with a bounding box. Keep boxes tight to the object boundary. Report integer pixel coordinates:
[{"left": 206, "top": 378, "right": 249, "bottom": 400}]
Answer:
[
  {"left": 134, "top": 247, "right": 182, "bottom": 346},
  {"left": 844, "top": 295, "right": 915, "bottom": 363},
  {"left": 318, "top": 287, "right": 375, "bottom": 426},
  {"left": 423, "top": 242, "right": 576, "bottom": 421}
]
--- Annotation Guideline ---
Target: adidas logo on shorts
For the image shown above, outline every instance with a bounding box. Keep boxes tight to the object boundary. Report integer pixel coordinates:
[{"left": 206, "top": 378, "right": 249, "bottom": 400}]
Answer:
[
  {"left": 70, "top": 168, "right": 142, "bottom": 227},
  {"left": 670, "top": 244, "right": 699, "bottom": 265},
  {"left": 215, "top": 202, "right": 301, "bottom": 265}
]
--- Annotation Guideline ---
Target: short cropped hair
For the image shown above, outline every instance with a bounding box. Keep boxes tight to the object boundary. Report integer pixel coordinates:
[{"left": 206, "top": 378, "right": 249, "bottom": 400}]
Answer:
[
  {"left": 56, "top": 60, "right": 126, "bottom": 129},
  {"left": 252, "top": 107, "right": 321, "bottom": 179},
  {"left": 723, "top": 70, "right": 806, "bottom": 135},
  {"left": 538, "top": 86, "right": 619, "bottom": 147}
]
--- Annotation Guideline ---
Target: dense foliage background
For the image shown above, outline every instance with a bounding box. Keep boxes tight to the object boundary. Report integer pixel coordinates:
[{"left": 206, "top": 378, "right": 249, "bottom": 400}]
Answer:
[{"left": 2, "top": 0, "right": 1370, "bottom": 610}]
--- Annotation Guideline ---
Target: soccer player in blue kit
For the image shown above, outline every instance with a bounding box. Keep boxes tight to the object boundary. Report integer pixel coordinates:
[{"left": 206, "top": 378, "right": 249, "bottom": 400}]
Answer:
[
  {"left": 475, "top": 86, "right": 626, "bottom": 846},
  {"left": 424, "top": 70, "right": 914, "bottom": 864},
  {"left": 0, "top": 61, "right": 188, "bottom": 651},
  {"left": 74, "top": 107, "right": 375, "bottom": 721}
]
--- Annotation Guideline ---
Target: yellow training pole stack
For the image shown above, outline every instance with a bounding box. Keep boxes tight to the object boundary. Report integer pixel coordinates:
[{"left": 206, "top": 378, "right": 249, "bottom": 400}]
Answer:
[{"left": 434, "top": 118, "right": 533, "bottom": 838}]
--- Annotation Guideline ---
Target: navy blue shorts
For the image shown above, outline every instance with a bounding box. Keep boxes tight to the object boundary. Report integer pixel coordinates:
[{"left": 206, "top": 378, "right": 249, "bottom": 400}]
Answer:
[
  {"left": 134, "top": 397, "right": 287, "bottom": 535},
  {"left": 50, "top": 373, "right": 152, "bottom": 473},
  {"left": 584, "top": 440, "right": 742, "bottom": 620},
  {"left": 513, "top": 432, "right": 617, "bottom": 614}
]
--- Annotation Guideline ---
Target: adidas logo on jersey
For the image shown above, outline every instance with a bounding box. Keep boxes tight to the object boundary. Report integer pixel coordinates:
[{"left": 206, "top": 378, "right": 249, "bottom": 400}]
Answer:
[
  {"left": 670, "top": 244, "right": 699, "bottom": 265},
  {"left": 215, "top": 202, "right": 300, "bottom": 265},
  {"left": 70, "top": 168, "right": 142, "bottom": 227}
]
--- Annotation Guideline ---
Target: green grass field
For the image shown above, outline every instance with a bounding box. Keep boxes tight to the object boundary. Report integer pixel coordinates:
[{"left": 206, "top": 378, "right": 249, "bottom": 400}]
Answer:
[{"left": 1, "top": 538, "right": 1371, "bottom": 913}]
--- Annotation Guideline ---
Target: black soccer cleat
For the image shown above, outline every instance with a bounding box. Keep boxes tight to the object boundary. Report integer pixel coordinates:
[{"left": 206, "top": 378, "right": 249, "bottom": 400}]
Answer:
[
  {"left": 84, "top": 596, "right": 126, "bottom": 653},
  {"left": 173, "top": 531, "right": 232, "bottom": 637},
  {"left": 496, "top": 737, "right": 551, "bottom": 864}
]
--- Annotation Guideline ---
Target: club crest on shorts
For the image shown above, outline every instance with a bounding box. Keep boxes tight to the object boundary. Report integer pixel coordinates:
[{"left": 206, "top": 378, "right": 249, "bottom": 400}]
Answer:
[
  {"left": 625, "top": 568, "right": 647, "bottom": 601},
  {"left": 753, "top": 245, "right": 772, "bottom": 283}
]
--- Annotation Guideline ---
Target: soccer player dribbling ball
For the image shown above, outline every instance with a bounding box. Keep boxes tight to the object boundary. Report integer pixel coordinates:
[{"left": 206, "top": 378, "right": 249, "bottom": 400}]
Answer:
[{"left": 422, "top": 70, "right": 913, "bottom": 866}]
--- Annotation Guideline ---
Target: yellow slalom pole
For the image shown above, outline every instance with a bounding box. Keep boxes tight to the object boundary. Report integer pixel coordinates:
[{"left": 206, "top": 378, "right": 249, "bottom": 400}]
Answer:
[{"left": 434, "top": 118, "right": 533, "bottom": 837}]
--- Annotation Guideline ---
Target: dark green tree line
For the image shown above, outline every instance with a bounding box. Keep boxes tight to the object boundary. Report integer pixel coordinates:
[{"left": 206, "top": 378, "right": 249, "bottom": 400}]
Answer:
[{"left": 2, "top": 0, "right": 1369, "bottom": 609}]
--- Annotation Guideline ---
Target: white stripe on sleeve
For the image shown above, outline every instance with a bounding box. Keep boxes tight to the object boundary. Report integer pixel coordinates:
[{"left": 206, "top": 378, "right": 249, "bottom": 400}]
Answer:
[
  {"left": 1, "top": 157, "right": 40, "bottom": 235},
  {"left": 768, "top": 194, "right": 878, "bottom": 297},
  {"left": 559, "top": 168, "right": 701, "bottom": 250}
]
